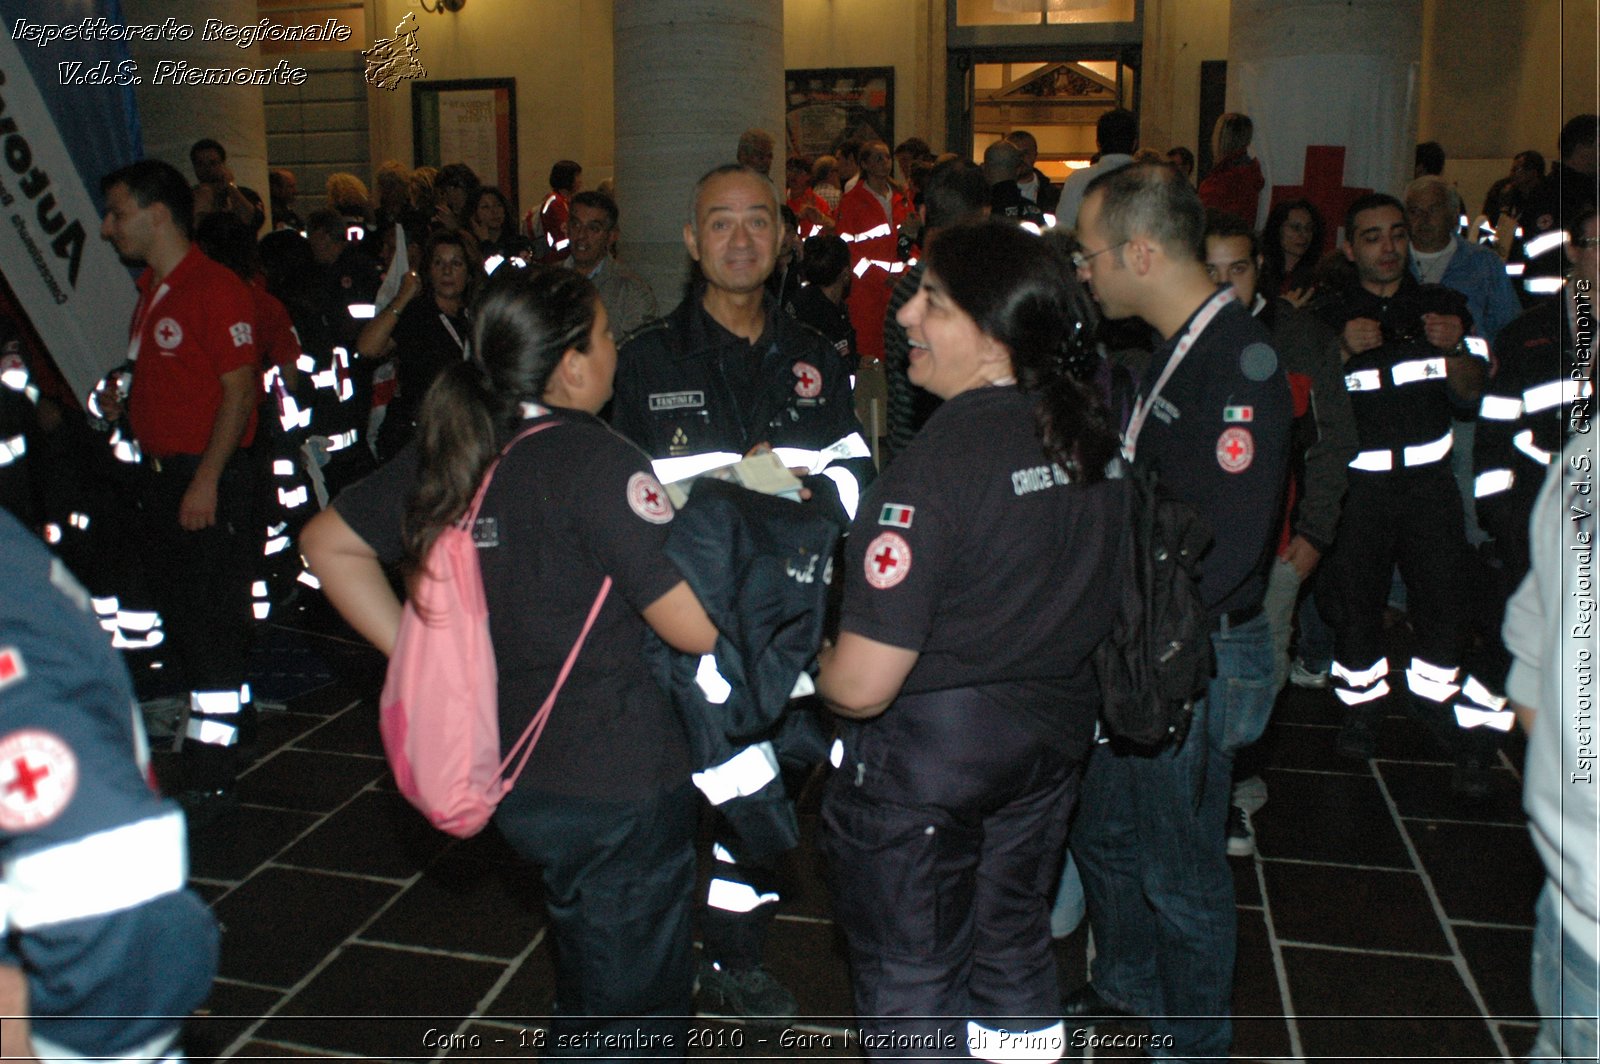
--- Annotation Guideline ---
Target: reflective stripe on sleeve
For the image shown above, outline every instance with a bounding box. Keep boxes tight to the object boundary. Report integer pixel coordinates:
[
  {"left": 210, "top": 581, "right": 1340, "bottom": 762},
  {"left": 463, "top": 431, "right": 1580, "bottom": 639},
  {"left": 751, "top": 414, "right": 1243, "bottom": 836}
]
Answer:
[
  {"left": 1475, "top": 469, "right": 1515, "bottom": 497},
  {"left": 3, "top": 811, "right": 187, "bottom": 930},
  {"left": 1403, "top": 432, "right": 1453, "bottom": 467},
  {"left": 1524, "top": 230, "right": 1568, "bottom": 260},
  {"left": 1349, "top": 449, "right": 1393, "bottom": 472},
  {"left": 1391, "top": 357, "right": 1448, "bottom": 386},
  {"left": 1513, "top": 430, "right": 1555, "bottom": 465},
  {"left": 1478, "top": 395, "right": 1523, "bottom": 421},
  {"left": 705, "top": 877, "right": 780, "bottom": 913},
  {"left": 1523, "top": 378, "right": 1591, "bottom": 415},
  {"left": 691, "top": 742, "right": 780, "bottom": 807},
  {"left": 1344, "top": 369, "right": 1382, "bottom": 392}
]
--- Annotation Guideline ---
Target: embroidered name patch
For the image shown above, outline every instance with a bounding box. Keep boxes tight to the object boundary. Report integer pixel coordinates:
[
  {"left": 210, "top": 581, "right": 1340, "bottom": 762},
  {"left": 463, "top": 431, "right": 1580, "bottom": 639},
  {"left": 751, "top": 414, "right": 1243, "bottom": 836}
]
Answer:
[
  {"left": 1217, "top": 427, "right": 1254, "bottom": 473},
  {"left": 878, "top": 503, "right": 914, "bottom": 529},
  {"left": 0, "top": 729, "right": 78, "bottom": 832},
  {"left": 649, "top": 391, "right": 705, "bottom": 412},
  {"left": 864, "top": 532, "right": 911, "bottom": 589},
  {"left": 793, "top": 361, "right": 823, "bottom": 399},
  {"left": 627, "top": 472, "right": 673, "bottom": 524}
]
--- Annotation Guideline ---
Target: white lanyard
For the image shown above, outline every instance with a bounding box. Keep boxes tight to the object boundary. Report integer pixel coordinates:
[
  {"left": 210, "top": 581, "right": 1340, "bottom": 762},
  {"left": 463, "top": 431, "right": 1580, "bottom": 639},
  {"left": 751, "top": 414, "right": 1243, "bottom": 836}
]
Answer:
[
  {"left": 439, "top": 311, "right": 467, "bottom": 357},
  {"left": 1122, "top": 287, "right": 1235, "bottom": 461},
  {"left": 126, "top": 280, "right": 172, "bottom": 363}
]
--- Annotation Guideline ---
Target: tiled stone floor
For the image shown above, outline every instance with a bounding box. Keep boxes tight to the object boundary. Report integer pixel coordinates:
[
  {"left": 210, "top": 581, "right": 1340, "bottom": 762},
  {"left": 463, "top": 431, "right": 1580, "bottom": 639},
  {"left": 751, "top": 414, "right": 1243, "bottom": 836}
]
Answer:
[{"left": 158, "top": 606, "right": 1544, "bottom": 1061}]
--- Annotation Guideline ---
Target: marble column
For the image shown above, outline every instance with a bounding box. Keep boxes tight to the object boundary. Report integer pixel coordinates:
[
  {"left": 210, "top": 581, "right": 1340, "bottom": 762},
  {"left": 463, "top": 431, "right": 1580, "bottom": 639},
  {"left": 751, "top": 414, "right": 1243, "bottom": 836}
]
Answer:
[{"left": 613, "top": 0, "right": 784, "bottom": 305}]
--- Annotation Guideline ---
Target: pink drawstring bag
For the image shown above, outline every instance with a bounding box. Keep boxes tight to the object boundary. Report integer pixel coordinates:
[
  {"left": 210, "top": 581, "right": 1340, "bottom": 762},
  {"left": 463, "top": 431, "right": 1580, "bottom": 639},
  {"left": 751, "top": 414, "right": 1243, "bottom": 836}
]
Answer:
[{"left": 379, "top": 422, "right": 611, "bottom": 837}]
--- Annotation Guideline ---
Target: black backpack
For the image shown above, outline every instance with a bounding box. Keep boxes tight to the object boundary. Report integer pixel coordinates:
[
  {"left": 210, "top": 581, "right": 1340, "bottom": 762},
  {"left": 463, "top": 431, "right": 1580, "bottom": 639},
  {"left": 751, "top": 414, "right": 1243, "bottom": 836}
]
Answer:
[{"left": 1092, "top": 464, "right": 1214, "bottom": 747}]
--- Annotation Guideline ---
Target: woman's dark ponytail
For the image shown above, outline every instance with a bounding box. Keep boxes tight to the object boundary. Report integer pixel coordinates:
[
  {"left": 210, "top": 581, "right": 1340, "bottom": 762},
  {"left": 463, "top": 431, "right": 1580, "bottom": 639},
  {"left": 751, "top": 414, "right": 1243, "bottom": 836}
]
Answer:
[{"left": 398, "top": 265, "right": 599, "bottom": 588}]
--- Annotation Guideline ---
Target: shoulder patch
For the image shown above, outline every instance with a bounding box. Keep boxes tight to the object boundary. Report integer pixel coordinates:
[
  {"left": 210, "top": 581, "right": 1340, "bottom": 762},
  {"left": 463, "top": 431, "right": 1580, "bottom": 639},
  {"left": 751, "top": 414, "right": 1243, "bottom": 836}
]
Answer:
[
  {"left": 627, "top": 471, "right": 673, "bottom": 524},
  {"left": 864, "top": 531, "right": 912, "bottom": 589},
  {"left": 1240, "top": 342, "right": 1278, "bottom": 382},
  {"left": 0, "top": 729, "right": 78, "bottom": 832},
  {"left": 878, "top": 503, "right": 914, "bottom": 529},
  {"left": 0, "top": 647, "right": 25, "bottom": 689},
  {"left": 1217, "top": 427, "right": 1255, "bottom": 473},
  {"left": 793, "top": 361, "right": 823, "bottom": 398}
]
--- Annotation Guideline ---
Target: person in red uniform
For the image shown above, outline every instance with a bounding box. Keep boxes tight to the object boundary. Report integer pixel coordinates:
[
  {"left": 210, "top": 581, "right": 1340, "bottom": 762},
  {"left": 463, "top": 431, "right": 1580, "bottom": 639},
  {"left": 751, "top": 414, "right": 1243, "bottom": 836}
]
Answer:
[
  {"left": 528, "top": 159, "right": 582, "bottom": 265},
  {"left": 98, "top": 159, "right": 261, "bottom": 805},
  {"left": 836, "top": 140, "right": 912, "bottom": 442}
]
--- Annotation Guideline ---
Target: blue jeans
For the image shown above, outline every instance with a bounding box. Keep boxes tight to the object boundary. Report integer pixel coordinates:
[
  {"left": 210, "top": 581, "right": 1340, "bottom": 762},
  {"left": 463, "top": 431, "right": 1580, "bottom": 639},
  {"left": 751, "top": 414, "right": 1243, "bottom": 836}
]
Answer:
[
  {"left": 1297, "top": 584, "right": 1334, "bottom": 673},
  {"left": 1070, "top": 611, "right": 1274, "bottom": 1061},
  {"left": 1531, "top": 882, "right": 1600, "bottom": 1062}
]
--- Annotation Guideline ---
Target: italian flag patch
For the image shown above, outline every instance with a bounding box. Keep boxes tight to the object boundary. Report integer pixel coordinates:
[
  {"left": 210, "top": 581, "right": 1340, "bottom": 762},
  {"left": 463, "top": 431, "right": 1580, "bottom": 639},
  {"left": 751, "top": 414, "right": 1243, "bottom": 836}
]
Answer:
[
  {"left": 1223, "top": 405, "right": 1254, "bottom": 423},
  {"left": 878, "top": 503, "right": 914, "bottom": 529}
]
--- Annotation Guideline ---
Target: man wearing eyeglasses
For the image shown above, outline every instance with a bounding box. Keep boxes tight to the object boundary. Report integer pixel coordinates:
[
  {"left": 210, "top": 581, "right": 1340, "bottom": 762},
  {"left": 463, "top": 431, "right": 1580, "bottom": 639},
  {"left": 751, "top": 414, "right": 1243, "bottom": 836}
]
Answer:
[{"left": 1066, "top": 163, "right": 1291, "bottom": 1062}]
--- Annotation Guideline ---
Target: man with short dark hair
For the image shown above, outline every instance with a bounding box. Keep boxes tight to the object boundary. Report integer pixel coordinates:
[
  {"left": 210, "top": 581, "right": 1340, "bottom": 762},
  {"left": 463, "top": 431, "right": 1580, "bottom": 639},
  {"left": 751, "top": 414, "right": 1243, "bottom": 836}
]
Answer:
[
  {"left": 983, "top": 139, "right": 1045, "bottom": 226},
  {"left": 529, "top": 159, "right": 581, "bottom": 264},
  {"left": 1414, "top": 140, "right": 1446, "bottom": 178},
  {"left": 98, "top": 159, "right": 261, "bottom": 805},
  {"left": 1066, "top": 163, "right": 1291, "bottom": 1059},
  {"left": 564, "top": 190, "right": 657, "bottom": 336},
  {"left": 882, "top": 158, "right": 989, "bottom": 461},
  {"left": 1007, "top": 129, "right": 1060, "bottom": 212},
  {"left": 1519, "top": 114, "right": 1599, "bottom": 299},
  {"left": 1311, "top": 193, "right": 1504, "bottom": 791},
  {"left": 189, "top": 137, "right": 253, "bottom": 226},
  {"left": 1203, "top": 208, "right": 1357, "bottom": 855},
  {"left": 1058, "top": 107, "right": 1138, "bottom": 229}
]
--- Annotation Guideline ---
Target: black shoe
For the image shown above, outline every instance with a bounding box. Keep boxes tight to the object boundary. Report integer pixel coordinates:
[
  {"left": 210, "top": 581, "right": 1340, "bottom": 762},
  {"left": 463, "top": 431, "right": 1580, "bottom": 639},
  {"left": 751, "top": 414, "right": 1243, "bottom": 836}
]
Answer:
[
  {"left": 1061, "top": 983, "right": 1135, "bottom": 1019},
  {"left": 696, "top": 961, "right": 798, "bottom": 1020}
]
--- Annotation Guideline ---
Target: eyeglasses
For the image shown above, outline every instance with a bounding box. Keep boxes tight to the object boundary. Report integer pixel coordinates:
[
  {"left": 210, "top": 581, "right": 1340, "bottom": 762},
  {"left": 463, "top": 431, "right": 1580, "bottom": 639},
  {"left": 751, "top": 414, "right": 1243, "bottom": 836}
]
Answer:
[
  {"left": 1071, "top": 241, "right": 1128, "bottom": 270},
  {"left": 1573, "top": 236, "right": 1600, "bottom": 249}
]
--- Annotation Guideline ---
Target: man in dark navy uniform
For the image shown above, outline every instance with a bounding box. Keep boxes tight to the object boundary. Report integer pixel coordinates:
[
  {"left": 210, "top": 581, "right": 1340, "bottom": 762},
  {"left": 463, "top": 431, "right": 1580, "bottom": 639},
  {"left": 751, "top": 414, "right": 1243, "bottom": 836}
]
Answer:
[
  {"left": 0, "top": 510, "right": 218, "bottom": 1061},
  {"left": 1067, "top": 163, "right": 1291, "bottom": 1060},
  {"left": 613, "top": 164, "right": 872, "bottom": 516},
  {"left": 612, "top": 163, "right": 872, "bottom": 1021},
  {"left": 1311, "top": 193, "right": 1506, "bottom": 788}
]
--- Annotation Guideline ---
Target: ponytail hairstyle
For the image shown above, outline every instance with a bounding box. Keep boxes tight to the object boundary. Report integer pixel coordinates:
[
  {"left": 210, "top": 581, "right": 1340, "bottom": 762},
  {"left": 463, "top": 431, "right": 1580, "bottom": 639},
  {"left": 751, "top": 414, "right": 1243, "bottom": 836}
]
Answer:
[
  {"left": 400, "top": 265, "right": 601, "bottom": 586},
  {"left": 922, "top": 220, "right": 1119, "bottom": 483}
]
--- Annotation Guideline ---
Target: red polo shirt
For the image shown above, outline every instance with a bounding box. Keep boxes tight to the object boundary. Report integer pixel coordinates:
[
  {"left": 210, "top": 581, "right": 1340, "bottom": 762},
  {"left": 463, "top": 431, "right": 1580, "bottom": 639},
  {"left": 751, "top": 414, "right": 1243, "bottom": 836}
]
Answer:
[{"left": 127, "top": 245, "right": 259, "bottom": 456}]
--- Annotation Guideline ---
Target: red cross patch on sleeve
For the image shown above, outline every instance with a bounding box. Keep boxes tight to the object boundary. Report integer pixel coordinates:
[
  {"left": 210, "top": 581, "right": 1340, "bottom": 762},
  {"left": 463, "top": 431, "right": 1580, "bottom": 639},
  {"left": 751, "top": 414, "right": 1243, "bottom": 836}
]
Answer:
[
  {"left": 793, "top": 361, "right": 823, "bottom": 399},
  {"left": 627, "top": 471, "right": 673, "bottom": 524},
  {"left": 863, "top": 531, "right": 912, "bottom": 589},
  {"left": 1217, "top": 427, "right": 1254, "bottom": 473},
  {"left": 0, "top": 730, "right": 78, "bottom": 832}
]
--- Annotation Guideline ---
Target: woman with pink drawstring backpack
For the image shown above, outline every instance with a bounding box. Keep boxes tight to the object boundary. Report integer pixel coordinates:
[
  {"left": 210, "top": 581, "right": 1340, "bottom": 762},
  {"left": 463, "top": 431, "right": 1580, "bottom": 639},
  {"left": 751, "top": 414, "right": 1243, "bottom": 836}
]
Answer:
[{"left": 300, "top": 265, "right": 718, "bottom": 1057}]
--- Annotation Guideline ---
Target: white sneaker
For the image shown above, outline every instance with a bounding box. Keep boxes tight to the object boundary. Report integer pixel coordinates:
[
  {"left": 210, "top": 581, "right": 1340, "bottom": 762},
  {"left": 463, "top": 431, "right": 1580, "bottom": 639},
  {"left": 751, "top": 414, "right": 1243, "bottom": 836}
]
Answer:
[
  {"left": 1226, "top": 804, "right": 1256, "bottom": 857},
  {"left": 1290, "top": 660, "right": 1330, "bottom": 689}
]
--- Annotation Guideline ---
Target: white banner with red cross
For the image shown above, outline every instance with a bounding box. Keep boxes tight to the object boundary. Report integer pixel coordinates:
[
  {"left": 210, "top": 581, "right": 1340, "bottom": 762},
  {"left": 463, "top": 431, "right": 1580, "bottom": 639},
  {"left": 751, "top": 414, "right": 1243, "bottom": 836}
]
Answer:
[{"left": 1227, "top": 0, "right": 1422, "bottom": 247}]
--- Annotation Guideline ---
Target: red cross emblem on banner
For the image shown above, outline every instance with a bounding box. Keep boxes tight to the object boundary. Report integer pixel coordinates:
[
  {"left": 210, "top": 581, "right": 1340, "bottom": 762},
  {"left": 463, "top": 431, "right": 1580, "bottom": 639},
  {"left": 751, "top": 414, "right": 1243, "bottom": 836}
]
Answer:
[
  {"left": 864, "top": 531, "right": 911, "bottom": 589},
  {"left": 793, "top": 361, "right": 823, "bottom": 399},
  {"left": 1269, "top": 146, "right": 1372, "bottom": 257},
  {"left": 0, "top": 730, "right": 77, "bottom": 831}
]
